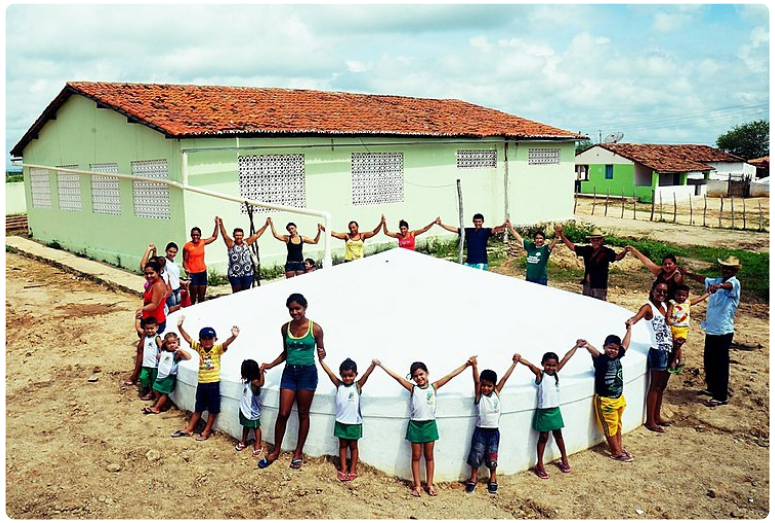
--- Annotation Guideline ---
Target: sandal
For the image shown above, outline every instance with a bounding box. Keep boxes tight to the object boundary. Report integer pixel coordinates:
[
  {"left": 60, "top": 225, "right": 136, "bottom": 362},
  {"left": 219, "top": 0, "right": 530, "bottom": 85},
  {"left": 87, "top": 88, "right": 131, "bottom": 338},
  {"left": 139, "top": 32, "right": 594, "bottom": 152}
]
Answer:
[
  {"left": 704, "top": 398, "right": 728, "bottom": 407},
  {"left": 535, "top": 468, "right": 549, "bottom": 480},
  {"left": 235, "top": 442, "right": 247, "bottom": 452},
  {"left": 257, "top": 456, "right": 275, "bottom": 469},
  {"left": 142, "top": 407, "right": 157, "bottom": 415},
  {"left": 645, "top": 424, "right": 665, "bottom": 433},
  {"left": 410, "top": 485, "right": 422, "bottom": 497},
  {"left": 609, "top": 453, "right": 634, "bottom": 463},
  {"left": 425, "top": 484, "right": 438, "bottom": 496},
  {"left": 251, "top": 448, "right": 263, "bottom": 457},
  {"left": 558, "top": 462, "right": 571, "bottom": 473},
  {"left": 122, "top": 379, "right": 135, "bottom": 386},
  {"left": 347, "top": 473, "right": 358, "bottom": 481},
  {"left": 170, "top": 430, "right": 191, "bottom": 438},
  {"left": 195, "top": 433, "right": 210, "bottom": 442},
  {"left": 337, "top": 471, "right": 348, "bottom": 481},
  {"left": 289, "top": 458, "right": 303, "bottom": 469}
]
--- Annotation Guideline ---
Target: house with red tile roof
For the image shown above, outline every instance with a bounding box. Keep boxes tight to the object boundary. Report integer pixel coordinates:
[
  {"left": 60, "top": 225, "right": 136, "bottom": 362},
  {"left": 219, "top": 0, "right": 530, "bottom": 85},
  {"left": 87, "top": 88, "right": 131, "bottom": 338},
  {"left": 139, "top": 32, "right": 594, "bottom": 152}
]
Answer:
[
  {"left": 575, "top": 143, "right": 755, "bottom": 203},
  {"left": 11, "top": 82, "right": 584, "bottom": 272}
]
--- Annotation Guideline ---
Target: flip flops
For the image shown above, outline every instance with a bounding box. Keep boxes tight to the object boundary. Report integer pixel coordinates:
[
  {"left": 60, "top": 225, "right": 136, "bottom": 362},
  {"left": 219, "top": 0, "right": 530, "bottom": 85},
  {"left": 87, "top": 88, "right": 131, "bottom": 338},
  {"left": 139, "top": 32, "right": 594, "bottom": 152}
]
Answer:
[
  {"left": 195, "top": 433, "right": 210, "bottom": 442},
  {"left": 235, "top": 442, "right": 247, "bottom": 452},
  {"left": 337, "top": 471, "right": 348, "bottom": 482},
  {"left": 668, "top": 363, "right": 685, "bottom": 374},
  {"left": 142, "top": 407, "right": 157, "bottom": 415},
  {"left": 170, "top": 430, "right": 191, "bottom": 438},
  {"left": 257, "top": 456, "right": 275, "bottom": 469},
  {"left": 425, "top": 484, "right": 438, "bottom": 496},
  {"left": 558, "top": 462, "right": 571, "bottom": 473},
  {"left": 410, "top": 485, "right": 422, "bottom": 497},
  {"left": 289, "top": 458, "right": 303, "bottom": 469},
  {"left": 535, "top": 468, "right": 549, "bottom": 480},
  {"left": 610, "top": 452, "right": 634, "bottom": 462},
  {"left": 251, "top": 448, "right": 263, "bottom": 457},
  {"left": 704, "top": 398, "right": 729, "bottom": 407},
  {"left": 645, "top": 424, "right": 665, "bottom": 433}
]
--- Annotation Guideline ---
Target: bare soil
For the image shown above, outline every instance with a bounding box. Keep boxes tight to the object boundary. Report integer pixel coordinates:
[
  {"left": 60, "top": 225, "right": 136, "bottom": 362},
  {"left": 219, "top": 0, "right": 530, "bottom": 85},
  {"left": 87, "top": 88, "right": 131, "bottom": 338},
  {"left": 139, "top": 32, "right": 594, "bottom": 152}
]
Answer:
[{"left": 5, "top": 218, "right": 769, "bottom": 519}]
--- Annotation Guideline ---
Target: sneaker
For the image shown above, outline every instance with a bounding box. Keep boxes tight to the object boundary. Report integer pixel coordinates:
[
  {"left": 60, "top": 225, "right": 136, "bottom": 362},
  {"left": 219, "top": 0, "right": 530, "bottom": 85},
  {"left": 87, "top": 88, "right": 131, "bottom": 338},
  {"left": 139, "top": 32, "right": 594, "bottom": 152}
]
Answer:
[
  {"left": 487, "top": 482, "right": 498, "bottom": 494},
  {"left": 465, "top": 481, "right": 476, "bottom": 493}
]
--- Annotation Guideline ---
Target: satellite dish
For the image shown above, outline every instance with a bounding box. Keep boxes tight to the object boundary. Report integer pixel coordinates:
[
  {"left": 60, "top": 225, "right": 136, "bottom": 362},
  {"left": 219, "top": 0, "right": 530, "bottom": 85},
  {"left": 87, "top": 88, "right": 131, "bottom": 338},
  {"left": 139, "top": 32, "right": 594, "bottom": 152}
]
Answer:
[{"left": 603, "top": 132, "right": 625, "bottom": 143}]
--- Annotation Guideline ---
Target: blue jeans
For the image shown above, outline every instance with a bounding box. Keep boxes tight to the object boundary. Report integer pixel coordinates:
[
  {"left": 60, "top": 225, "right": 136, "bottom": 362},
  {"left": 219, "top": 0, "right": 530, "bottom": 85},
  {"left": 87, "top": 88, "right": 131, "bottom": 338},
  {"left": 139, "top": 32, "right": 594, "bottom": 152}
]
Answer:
[
  {"left": 280, "top": 364, "right": 318, "bottom": 391},
  {"left": 466, "top": 427, "right": 500, "bottom": 468},
  {"left": 228, "top": 274, "right": 254, "bottom": 288}
]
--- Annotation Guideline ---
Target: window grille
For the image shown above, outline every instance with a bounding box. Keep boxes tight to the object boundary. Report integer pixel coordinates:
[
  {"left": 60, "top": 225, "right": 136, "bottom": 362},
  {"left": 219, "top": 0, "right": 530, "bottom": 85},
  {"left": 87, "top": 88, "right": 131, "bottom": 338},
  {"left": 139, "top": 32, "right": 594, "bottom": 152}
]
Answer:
[
  {"left": 90, "top": 163, "right": 121, "bottom": 215},
  {"left": 132, "top": 160, "right": 170, "bottom": 219},
  {"left": 57, "top": 165, "right": 82, "bottom": 212},
  {"left": 457, "top": 149, "right": 497, "bottom": 168},
  {"left": 528, "top": 148, "right": 561, "bottom": 165},
  {"left": 351, "top": 153, "right": 404, "bottom": 206},
  {"left": 30, "top": 168, "right": 52, "bottom": 208},
  {"left": 238, "top": 154, "right": 306, "bottom": 213}
]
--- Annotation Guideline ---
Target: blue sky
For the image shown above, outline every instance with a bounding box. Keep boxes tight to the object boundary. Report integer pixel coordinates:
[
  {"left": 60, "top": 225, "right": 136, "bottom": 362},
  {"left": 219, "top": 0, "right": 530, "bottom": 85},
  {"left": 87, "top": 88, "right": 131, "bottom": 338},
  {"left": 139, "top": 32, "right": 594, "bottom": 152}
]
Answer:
[{"left": 5, "top": 4, "right": 770, "bottom": 169}]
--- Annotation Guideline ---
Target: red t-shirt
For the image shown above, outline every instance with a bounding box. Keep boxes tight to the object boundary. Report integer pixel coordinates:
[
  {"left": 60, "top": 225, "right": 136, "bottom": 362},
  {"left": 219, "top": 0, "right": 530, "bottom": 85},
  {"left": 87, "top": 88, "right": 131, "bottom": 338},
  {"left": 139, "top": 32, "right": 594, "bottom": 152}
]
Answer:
[
  {"left": 183, "top": 240, "right": 207, "bottom": 273},
  {"left": 398, "top": 233, "right": 416, "bottom": 250},
  {"left": 143, "top": 281, "right": 166, "bottom": 323}
]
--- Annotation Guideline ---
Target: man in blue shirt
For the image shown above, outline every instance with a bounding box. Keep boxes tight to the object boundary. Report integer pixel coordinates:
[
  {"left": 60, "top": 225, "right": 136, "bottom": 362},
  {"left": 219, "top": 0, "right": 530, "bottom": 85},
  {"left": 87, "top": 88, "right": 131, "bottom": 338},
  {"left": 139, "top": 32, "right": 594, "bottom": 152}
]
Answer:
[
  {"left": 437, "top": 214, "right": 506, "bottom": 270},
  {"left": 684, "top": 256, "right": 742, "bottom": 407}
]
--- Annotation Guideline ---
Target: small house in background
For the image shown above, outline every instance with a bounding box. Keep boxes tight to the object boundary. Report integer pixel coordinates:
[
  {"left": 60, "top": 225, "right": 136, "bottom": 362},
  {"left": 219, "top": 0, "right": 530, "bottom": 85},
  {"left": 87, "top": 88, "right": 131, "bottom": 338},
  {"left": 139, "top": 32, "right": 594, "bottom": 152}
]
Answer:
[
  {"left": 575, "top": 143, "right": 755, "bottom": 203},
  {"left": 11, "top": 82, "right": 584, "bottom": 273},
  {"left": 748, "top": 156, "right": 770, "bottom": 179}
]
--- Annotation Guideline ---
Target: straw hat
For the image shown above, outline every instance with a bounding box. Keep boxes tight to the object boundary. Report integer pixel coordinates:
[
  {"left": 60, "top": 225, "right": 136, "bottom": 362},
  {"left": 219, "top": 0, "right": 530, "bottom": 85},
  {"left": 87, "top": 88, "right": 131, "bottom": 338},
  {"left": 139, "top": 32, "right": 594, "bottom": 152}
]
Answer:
[
  {"left": 717, "top": 256, "right": 742, "bottom": 269},
  {"left": 586, "top": 229, "right": 605, "bottom": 239}
]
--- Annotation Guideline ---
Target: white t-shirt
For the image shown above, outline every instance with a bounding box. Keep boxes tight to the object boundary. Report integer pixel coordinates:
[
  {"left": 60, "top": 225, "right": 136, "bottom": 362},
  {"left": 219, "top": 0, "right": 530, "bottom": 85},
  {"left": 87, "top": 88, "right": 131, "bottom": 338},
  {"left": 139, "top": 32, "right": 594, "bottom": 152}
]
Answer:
[
  {"left": 165, "top": 258, "right": 181, "bottom": 290},
  {"left": 536, "top": 372, "right": 560, "bottom": 409},
  {"left": 239, "top": 382, "right": 261, "bottom": 421},
  {"left": 335, "top": 383, "right": 363, "bottom": 425},
  {"left": 476, "top": 390, "right": 501, "bottom": 428},
  {"left": 646, "top": 301, "right": 673, "bottom": 353},
  {"left": 141, "top": 335, "right": 160, "bottom": 368},
  {"left": 157, "top": 350, "right": 179, "bottom": 379},
  {"left": 410, "top": 385, "right": 437, "bottom": 421}
]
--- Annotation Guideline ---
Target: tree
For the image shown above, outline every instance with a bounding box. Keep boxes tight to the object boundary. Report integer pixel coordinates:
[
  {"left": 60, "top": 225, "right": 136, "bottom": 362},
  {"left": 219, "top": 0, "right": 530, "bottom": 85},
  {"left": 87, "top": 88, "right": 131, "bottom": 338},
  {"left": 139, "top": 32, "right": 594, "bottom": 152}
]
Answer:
[
  {"left": 575, "top": 139, "right": 594, "bottom": 155},
  {"left": 716, "top": 120, "right": 769, "bottom": 160}
]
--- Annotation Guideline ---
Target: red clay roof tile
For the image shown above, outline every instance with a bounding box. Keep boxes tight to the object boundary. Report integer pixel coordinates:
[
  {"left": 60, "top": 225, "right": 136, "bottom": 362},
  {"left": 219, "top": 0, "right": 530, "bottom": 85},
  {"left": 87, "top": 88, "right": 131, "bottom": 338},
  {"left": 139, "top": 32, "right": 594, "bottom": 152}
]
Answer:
[{"left": 597, "top": 143, "right": 744, "bottom": 173}]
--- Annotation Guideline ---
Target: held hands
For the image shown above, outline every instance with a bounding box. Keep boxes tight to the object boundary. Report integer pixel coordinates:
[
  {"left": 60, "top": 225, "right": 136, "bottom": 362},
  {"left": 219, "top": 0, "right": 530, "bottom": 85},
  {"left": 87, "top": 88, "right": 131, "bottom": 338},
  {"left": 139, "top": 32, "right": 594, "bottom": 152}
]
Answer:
[
  {"left": 317, "top": 223, "right": 324, "bottom": 231},
  {"left": 512, "top": 353, "right": 521, "bottom": 363},
  {"left": 317, "top": 347, "right": 326, "bottom": 360},
  {"left": 555, "top": 224, "right": 563, "bottom": 235},
  {"left": 625, "top": 317, "right": 635, "bottom": 328},
  {"left": 266, "top": 216, "right": 273, "bottom": 225},
  {"left": 709, "top": 284, "right": 721, "bottom": 294},
  {"left": 467, "top": 355, "right": 478, "bottom": 366},
  {"left": 575, "top": 339, "right": 587, "bottom": 348},
  {"left": 148, "top": 243, "right": 156, "bottom": 251},
  {"left": 435, "top": 217, "right": 442, "bottom": 225},
  {"left": 372, "top": 358, "right": 381, "bottom": 367}
]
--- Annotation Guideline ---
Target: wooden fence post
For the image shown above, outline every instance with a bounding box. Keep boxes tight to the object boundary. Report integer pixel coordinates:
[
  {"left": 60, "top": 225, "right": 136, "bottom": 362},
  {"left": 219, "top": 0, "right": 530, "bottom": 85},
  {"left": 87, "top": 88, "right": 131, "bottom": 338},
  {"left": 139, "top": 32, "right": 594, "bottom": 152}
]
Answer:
[
  {"left": 650, "top": 190, "right": 656, "bottom": 221},
  {"left": 759, "top": 201, "right": 763, "bottom": 231},
  {"left": 659, "top": 192, "right": 663, "bottom": 221},
  {"left": 573, "top": 194, "right": 577, "bottom": 214},
  {"left": 703, "top": 195, "right": 708, "bottom": 227},
  {"left": 632, "top": 188, "right": 637, "bottom": 220},
  {"left": 621, "top": 188, "right": 625, "bottom": 218},
  {"left": 742, "top": 198, "right": 747, "bottom": 230},
  {"left": 592, "top": 188, "right": 597, "bottom": 216},
  {"left": 604, "top": 189, "right": 610, "bottom": 216},
  {"left": 719, "top": 197, "right": 724, "bottom": 228},
  {"left": 730, "top": 197, "right": 735, "bottom": 229},
  {"left": 689, "top": 196, "right": 693, "bottom": 226},
  {"left": 673, "top": 193, "right": 677, "bottom": 223}
]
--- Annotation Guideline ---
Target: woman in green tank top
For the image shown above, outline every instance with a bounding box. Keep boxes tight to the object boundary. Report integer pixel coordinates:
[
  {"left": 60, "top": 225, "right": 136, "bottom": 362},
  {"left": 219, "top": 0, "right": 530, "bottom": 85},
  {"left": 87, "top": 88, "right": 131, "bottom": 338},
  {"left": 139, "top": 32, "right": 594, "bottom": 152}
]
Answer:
[{"left": 259, "top": 293, "right": 325, "bottom": 470}]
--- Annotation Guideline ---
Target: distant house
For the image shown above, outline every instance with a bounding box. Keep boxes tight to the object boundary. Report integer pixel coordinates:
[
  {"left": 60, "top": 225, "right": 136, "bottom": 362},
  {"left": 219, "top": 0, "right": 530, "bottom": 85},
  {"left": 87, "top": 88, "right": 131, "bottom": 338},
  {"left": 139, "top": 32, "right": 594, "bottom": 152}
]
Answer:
[
  {"left": 749, "top": 156, "right": 770, "bottom": 179},
  {"left": 11, "top": 82, "right": 584, "bottom": 272},
  {"left": 575, "top": 143, "right": 754, "bottom": 203}
]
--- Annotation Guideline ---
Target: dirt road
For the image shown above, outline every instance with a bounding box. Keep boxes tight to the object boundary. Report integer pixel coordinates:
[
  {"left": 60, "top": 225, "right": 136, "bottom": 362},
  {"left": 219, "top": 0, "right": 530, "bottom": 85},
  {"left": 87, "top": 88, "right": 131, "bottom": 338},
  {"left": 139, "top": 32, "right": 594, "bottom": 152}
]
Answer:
[{"left": 5, "top": 223, "right": 769, "bottom": 518}]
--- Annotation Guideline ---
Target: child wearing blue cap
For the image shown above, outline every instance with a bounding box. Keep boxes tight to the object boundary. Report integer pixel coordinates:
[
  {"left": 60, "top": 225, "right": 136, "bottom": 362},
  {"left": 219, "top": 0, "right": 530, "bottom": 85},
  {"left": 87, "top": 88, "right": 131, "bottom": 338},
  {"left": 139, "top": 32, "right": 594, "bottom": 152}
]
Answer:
[{"left": 171, "top": 315, "right": 240, "bottom": 441}]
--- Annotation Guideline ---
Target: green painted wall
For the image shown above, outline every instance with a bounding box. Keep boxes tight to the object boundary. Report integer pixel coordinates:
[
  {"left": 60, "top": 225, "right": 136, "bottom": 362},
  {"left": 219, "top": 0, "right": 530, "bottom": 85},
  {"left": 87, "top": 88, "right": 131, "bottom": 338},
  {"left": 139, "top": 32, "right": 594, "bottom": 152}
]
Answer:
[
  {"left": 22, "top": 95, "right": 185, "bottom": 269},
  {"left": 20, "top": 93, "right": 578, "bottom": 274},
  {"left": 580, "top": 163, "right": 659, "bottom": 202}
]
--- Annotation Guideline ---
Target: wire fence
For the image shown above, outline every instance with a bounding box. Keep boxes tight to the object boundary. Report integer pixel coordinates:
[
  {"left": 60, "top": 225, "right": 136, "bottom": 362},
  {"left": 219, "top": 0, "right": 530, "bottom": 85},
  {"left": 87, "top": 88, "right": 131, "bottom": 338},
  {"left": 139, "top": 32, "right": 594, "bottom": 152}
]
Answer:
[{"left": 574, "top": 193, "right": 769, "bottom": 232}]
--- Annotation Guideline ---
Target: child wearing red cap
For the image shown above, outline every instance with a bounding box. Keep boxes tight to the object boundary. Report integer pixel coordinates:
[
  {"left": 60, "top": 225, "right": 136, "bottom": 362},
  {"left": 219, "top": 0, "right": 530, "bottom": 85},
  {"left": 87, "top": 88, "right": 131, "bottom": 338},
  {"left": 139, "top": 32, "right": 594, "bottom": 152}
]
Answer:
[{"left": 170, "top": 315, "right": 240, "bottom": 441}]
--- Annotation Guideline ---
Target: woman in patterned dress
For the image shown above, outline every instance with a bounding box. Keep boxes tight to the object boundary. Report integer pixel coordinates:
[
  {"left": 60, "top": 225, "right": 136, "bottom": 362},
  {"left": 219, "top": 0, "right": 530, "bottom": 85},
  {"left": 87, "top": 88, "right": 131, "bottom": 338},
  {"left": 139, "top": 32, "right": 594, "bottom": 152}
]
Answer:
[{"left": 216, "top": 216, "right": 269, "bottom": 293}]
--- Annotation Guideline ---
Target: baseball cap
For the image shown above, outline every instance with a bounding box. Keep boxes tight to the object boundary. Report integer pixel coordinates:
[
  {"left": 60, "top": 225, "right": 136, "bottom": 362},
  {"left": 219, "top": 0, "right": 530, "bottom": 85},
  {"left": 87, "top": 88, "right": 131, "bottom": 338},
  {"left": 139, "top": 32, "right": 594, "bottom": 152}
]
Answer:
[{"left": 199, "top": 327, "right": 216, "bottom": 339}]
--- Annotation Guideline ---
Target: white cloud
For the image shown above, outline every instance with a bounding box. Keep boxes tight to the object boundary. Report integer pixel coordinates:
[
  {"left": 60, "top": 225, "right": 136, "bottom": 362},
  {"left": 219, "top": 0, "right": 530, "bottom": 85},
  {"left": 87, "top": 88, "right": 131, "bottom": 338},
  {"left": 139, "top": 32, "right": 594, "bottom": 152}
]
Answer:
[{"left": 738, "top": 26, "right": 770, "bottom": 74}]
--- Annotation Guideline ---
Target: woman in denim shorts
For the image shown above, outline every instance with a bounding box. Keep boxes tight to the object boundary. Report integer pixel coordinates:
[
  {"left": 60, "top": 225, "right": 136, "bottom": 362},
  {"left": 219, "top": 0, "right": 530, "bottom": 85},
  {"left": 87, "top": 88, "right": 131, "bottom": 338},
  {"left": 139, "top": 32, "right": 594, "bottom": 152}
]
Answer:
[{"left": 258, "top": 293, "right": 325, "bottom": 470}]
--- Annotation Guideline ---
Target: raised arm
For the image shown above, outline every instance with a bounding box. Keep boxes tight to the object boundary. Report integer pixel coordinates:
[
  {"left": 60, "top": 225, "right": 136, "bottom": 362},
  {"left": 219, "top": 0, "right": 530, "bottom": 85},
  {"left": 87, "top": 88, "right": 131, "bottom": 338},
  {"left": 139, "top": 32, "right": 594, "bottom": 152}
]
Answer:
[
  {"left": 556, "top": 224, "right": 576, "bottom": 252},
  {"left": 614, "top": 247, "right": 628, "bottom": 262},
  {"left": 621, "top": 324, "right": 632, "bottom": 351},
  {"left": 491, "top": 222, "right": 507, "bottom": 235},
  {"left": 321, "top": 224, "right": 349, "bottom": 241},
  {"left": 579, "top": 339, "right": 601, "bottom": 358},
  {"left": 690, "top": 291, "right": 710, "bottom": 306},
  {"left": 626, "top": 246, "right": 659, "bottom": 275},
  {"left": 515, "top": 353, "right": 542, "bottom": 382},
  {"left": 626, "top": 303, "right": 653, "bottom": 327},
  {"left": 217, "top": 217, "right": 235, "bottom": 249},
  {"left": 268, "top": 217, "right": 286, "bottom": 242},
  {"left": 411, "top": 218, "right": 438, "bottom": 237},
  {"left": 547, "top": 233, "right": 559, "bottom": 252},
  {"left": 176, "top": 315, "right": 193, "bottom": 346},
  {"left": 245, "top": 218, "right": 270, "bottom": 246},
  {"left": 175, "top": 347, "right": 192, "bottom": 362},
  {"left": 495, "top": 353, "right": 520, "bottom": 393},
  {"left": 436, "top": 218, "right": 460, "bottom": 235},
  {"left": 375, "top": 361, "right": 413, "bottom": 392},
  {"left": 682, "top": 267, "right": 708, "bottom": 284},
  {"left": 140, "top": 243, "right": 156, "bottom": 271},
  {"left": 556, "top": 342, "right": 583, "bottom": 373},
  {"left": 357, "top": 360, "right": 378, "bottom": 389},
  {"left": 203, "top": 217, "right": 219, "bottom": 245},
  {"left": 433, "top": 357, "right": 474, "bottom": 390},
  {"left": 382, "top": 219, "right": 399, "bottom": 239},
  {"left": 303, "top": 223, "right": 323, "bottom": 245},
  {"left": 504, "top": 219, "right": 524, "bottom": 245},
  {"left": 134, "top": 313, "right": 144, "bottom": 337},
  {"left": 317, "top": 353, "right": 341, "bottom": 388},
  {"left": 361, "top": 215, "right": 384, "bottom": 239},
  {"left": 221, "top": 325, "right": 240, "bottom": 351},
  {"left": 470, "top": 356, "right": 481, "bottom": 401}
]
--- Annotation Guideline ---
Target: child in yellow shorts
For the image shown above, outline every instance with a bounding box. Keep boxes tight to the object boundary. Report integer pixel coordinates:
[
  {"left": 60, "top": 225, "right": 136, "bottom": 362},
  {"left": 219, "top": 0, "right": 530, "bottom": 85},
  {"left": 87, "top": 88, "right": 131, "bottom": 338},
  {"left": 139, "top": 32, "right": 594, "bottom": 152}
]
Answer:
[
  {"left": 666, "top": 284, "right": 709, "bottom": 356},
  {"left": 581, "top": 324, "right": 633, "bottom": 462}
]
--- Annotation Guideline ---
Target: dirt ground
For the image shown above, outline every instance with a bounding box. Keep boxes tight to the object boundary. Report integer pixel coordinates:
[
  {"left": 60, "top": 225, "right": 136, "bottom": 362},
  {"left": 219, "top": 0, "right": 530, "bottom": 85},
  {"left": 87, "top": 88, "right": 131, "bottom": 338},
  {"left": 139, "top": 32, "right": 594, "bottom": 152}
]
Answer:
[{"left": 5, "top": 217, "right": 769, "bottom": 519}]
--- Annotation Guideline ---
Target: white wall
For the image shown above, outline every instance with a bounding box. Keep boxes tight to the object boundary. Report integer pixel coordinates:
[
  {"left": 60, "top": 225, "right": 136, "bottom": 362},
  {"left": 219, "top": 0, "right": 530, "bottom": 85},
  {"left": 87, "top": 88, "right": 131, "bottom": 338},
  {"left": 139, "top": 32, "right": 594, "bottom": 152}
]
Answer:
[
  {"left": 655, "top": 184, "right": 696, "bottom": 202},
  {"left": 5, "top": 182, "right": 26, "bottom": 215},
  {"left": 575, "top": 146, "right": 634, "bottom": 165}
]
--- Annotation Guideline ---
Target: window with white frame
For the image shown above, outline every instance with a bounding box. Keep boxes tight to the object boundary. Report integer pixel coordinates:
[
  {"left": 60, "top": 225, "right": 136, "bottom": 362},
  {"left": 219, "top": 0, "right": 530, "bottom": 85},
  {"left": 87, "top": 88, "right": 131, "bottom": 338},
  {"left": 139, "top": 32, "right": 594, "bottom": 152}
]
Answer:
[
  {"left": 457, "top": 149, "right": 497, "bottom": 169},
  {"left": 351, "top": 153, "right": 404, "bottom": 206},
  {"left": 238, "top": 154, "right": 306, "bottom": 213},
  {"left": 57, "top": 165, "right": 82, "bottom": 211},
  {"left": 132, "top": 160, "right": 170, "bottom": 219},
  {"left": 90, "top": 163, "right": 121, "bottom": 215},
  {"left": 30, "top": 168, "right": 52, "bottom": 208},
  {"left": 528, "top": 148, "right": 561, "bottom": 165}
]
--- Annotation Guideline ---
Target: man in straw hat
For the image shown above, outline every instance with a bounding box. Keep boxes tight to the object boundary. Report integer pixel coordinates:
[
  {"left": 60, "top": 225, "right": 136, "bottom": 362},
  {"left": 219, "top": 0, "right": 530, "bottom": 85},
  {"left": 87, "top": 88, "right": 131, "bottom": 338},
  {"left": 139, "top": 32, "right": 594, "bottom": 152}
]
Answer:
[
  {"left": 684, "top": 256, "right": 742, "bottom": 407},
  {"left": 556, "top": 225, "right": 628, "bottom": 301}
]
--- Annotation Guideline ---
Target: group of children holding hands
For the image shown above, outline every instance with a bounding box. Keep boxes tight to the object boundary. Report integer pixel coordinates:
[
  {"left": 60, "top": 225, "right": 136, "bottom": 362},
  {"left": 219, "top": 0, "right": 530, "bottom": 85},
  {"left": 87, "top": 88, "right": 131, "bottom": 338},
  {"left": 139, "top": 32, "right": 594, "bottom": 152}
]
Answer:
[{"left": 129, "top": 290, "right": 648, "bottom": 497}]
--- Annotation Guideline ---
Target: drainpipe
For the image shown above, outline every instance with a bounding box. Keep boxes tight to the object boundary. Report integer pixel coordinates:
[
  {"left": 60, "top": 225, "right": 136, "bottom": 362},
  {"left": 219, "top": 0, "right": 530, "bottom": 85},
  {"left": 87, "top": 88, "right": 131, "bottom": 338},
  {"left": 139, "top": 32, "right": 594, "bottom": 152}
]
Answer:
[{"left": 503, "top": 140, "right": 510, "bottom": 221}]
